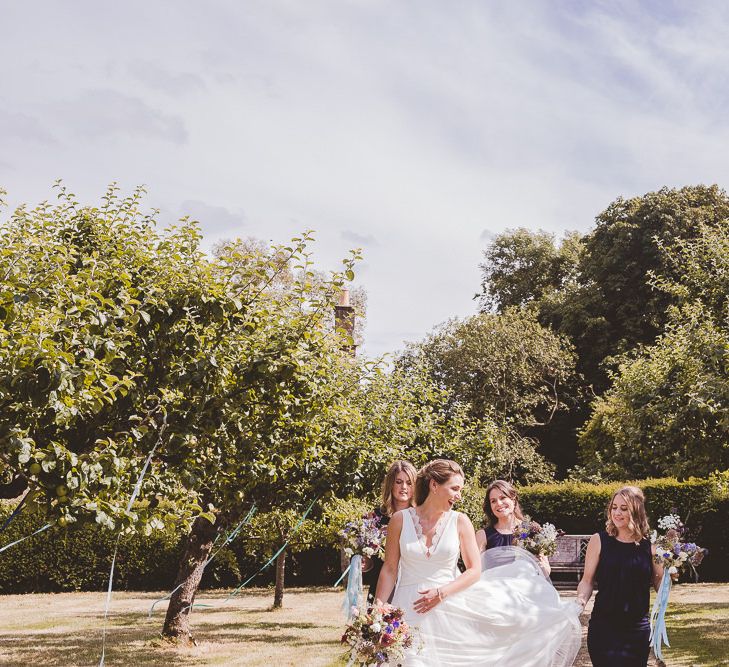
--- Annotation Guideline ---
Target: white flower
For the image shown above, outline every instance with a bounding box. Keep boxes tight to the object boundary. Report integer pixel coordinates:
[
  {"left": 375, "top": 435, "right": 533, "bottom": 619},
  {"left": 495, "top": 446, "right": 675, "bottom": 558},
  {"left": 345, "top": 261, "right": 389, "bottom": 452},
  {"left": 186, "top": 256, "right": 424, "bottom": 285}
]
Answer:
[
  {"left": 370, "top": 622, "right": 381, "bottom": 633},
  {"left": 363, "top": 547, "right": 375, "bottom": 557},
  {"left": 668, "top": 566, "right": 678, "bottom": 574}
]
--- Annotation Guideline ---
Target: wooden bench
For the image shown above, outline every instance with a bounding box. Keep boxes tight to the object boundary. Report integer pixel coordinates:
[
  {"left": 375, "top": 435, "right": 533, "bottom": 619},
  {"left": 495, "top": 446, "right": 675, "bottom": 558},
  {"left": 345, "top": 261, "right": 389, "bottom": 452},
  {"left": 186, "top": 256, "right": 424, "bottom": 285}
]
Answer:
[{"left": 548, "top": 534, "right": 590, "bottom": 589}]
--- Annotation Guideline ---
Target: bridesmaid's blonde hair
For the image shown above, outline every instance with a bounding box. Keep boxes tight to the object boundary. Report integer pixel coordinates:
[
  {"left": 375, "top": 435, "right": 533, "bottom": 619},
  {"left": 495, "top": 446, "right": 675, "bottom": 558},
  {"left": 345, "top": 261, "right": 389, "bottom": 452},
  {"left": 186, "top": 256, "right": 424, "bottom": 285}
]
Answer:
[
  {"left": 605, "top": 486, "right": 650, "bottom": 542},
  {"left": 415, "top": 459, "right": 464, "bottom": 505}
]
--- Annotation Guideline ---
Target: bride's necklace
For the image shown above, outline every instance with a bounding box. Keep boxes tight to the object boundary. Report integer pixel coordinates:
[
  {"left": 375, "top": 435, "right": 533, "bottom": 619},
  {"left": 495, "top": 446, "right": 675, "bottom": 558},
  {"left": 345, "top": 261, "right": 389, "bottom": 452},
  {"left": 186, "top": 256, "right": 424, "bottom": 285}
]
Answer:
[{"left": 410, "top": 507, "right": 448, "bottom": 558}]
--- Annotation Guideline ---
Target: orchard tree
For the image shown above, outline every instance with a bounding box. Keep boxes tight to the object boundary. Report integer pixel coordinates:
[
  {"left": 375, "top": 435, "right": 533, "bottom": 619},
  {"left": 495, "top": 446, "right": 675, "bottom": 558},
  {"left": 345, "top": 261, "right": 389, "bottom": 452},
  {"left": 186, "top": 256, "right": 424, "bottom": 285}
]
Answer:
[
  {"left": 0, "top": 184, "right": 211, "bottom": 529},
  {"left": 0, "top": 184, "right": 361, "bottom": 643}
]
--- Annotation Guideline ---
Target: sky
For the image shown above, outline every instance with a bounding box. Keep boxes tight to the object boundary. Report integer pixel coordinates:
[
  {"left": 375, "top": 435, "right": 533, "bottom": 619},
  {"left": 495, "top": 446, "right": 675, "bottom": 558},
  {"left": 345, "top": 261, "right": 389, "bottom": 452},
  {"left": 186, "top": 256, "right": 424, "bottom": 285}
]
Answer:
[{"left": 2, "top": 0, "right": 729, "bottom": 357}]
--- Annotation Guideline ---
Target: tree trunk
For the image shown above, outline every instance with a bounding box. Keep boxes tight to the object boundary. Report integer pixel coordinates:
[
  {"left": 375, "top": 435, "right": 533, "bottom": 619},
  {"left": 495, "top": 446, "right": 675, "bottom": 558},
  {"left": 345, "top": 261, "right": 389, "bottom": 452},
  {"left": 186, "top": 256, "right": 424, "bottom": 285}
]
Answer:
[
  {"left": 162, "top": 516, "right": 216, "bottom": 643},
  {"left": 273, "top": 546, "right": 287, "bottom": 608}
]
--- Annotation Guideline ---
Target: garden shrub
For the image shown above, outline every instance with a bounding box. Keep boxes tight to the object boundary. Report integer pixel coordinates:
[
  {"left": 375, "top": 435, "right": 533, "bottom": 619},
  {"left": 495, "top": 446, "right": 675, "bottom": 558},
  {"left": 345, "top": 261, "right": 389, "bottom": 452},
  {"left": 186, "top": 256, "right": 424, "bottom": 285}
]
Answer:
[{"left": 0, "top": 503, "right": 238, "bottom": 593}]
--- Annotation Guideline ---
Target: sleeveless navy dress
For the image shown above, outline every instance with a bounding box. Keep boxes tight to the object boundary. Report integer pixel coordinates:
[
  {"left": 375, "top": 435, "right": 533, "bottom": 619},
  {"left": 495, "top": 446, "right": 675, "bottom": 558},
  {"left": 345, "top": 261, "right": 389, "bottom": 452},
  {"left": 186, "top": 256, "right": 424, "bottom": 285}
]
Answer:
[
  {"left": 484, "top": 525, "right": 514, "bottom": 549},
  {"left": 363, "top": 507, "right": 390, "bottom": 602},
  {"left": 588, "top": 531, "right": 653, "bottom": 667}
]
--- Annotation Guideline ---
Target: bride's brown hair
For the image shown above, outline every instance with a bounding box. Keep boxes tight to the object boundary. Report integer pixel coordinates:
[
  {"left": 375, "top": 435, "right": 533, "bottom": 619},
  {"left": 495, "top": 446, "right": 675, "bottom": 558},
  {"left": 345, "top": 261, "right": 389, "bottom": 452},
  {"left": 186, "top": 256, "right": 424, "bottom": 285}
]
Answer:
[{"left": 415, "top": 459, "right": 464, "bottom": 505}]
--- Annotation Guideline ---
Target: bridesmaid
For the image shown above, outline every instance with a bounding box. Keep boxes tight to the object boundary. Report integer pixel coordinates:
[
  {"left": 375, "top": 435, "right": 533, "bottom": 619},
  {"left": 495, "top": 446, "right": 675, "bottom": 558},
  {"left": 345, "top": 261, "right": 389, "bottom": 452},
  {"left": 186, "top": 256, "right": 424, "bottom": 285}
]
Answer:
[
  {"left": 475, "top": 479, "right": 550, "bottom": 576},
  {"left": 362, "top": 460, "right": 416, "bottom": 602},
  {"left": 577, "top": 486, "right": 664, "bottom": 667}
]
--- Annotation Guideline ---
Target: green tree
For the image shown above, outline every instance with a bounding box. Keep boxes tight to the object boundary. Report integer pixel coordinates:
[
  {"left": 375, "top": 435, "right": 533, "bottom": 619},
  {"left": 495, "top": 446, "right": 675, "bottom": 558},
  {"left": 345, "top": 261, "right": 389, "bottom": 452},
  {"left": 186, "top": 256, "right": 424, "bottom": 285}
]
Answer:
[
  {"left": 0, "top": 184, "right": 361, "bottom": 641},
  {"left": 0, "top": 184, "right": 209, "bottom": 528},
  {"left": 478, "top": 186, "right": 729, "bottom": 394},
  {"left": 578, "top": 222, "right": 729, "bottom": 479},
  {"left": 478, "top": 228, "right": 582, "bottom": 312},
  {"left": 560, "top": 185, "right": 729, "bottom": 391},
  {"left": 400, "top": 309, "right": 579, "bottom": 430}
]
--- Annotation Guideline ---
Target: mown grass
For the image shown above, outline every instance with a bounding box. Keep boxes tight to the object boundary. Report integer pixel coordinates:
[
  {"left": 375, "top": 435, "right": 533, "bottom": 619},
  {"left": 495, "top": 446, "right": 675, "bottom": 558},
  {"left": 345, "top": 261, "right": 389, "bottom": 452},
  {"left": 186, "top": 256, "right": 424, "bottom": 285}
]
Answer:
[
  {"left": 658, "top": 602, "right": 729, "bottom": 666},
  {"left": 0, "top": 587, "right": 345, "bottom": 666},
  {"left": 0, "top": 584, "right": 726, "bottom": 666}
]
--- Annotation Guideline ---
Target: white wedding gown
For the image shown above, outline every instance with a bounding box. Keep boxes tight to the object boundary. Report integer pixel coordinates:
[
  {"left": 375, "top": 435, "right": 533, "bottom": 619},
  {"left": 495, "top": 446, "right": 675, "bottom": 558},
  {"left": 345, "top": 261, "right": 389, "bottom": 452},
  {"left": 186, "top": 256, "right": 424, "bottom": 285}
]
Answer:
[{"left": 391, "top": 508, "right": 581, "bottom": 666}]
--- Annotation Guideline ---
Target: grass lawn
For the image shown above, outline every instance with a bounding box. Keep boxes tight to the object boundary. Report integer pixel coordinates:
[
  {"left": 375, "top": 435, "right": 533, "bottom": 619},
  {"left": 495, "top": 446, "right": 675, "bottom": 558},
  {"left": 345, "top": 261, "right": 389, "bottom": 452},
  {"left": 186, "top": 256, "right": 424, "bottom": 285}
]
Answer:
[{"left": 0, "top": 584, "right": 726, "bottom": 666}]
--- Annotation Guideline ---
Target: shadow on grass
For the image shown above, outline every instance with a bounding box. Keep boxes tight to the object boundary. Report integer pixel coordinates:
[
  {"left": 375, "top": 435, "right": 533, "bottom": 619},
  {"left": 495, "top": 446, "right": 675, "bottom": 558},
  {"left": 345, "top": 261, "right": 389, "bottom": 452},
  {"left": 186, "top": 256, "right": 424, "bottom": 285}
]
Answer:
[
  {"left": 662, "top": 603, "right": 729, "bottom": 666},
  {"left": 0, "top": 606, "right": 341, "bottom": 667},
  {"left": 0, "top": 626, "right": 205, "bottom": 667}
]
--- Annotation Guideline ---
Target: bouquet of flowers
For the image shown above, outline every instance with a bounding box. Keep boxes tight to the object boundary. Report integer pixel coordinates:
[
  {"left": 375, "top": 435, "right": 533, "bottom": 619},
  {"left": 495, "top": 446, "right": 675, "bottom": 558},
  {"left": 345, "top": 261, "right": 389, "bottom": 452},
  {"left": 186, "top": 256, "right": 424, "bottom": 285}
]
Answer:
[
  {"left": 341, "top": 603, "right": 418, "bottom": 667},
  {"left": 649, "top": 513, "right": 708, "bottom": 660},
  {"left": 651, "top": 513, "right": 706, "bottom": 579},
  {"left": 341, "top": 512, "right": 387, "bottom": 560},
  {"left": 512, "top": 515, "right": 561, "bottom": 557},
  {"left": 337, "top": 513, "right": 388, "bottom": 618}
]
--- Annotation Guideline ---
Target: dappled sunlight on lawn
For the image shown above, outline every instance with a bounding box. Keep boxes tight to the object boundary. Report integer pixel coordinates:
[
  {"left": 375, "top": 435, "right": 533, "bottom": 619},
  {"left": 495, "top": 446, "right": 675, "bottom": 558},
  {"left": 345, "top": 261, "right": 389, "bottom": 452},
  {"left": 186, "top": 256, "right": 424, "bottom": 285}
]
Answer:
[{"left": 0, "top": 585, "right": 727, "bottom": 666}]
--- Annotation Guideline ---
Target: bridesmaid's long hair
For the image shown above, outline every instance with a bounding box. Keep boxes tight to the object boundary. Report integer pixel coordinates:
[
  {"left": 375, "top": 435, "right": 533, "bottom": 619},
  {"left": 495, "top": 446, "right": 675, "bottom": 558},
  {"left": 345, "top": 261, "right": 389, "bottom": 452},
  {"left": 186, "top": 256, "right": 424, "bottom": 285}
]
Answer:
[
  {"left": 482, "top": 479, "right": 524, "bottom": 528},
  {"left": 605, "top": 486, "right": 650, "bottom": 542},
  {"left": 415, "top": 459, "right": 463, "bottom": 505},
  {"left": 380, "top": 460, "right": 417, "bottom": 517}
]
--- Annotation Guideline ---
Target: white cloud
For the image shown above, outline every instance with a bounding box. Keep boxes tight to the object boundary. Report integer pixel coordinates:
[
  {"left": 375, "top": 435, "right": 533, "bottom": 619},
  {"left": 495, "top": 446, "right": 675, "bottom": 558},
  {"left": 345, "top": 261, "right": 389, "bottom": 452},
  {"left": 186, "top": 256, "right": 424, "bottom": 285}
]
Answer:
[
  {"left": 180, "top": 199, "right": 246, "bottom": 234},
  {"left": 2, "top": 1, "right": 729, "bottom": 356}
]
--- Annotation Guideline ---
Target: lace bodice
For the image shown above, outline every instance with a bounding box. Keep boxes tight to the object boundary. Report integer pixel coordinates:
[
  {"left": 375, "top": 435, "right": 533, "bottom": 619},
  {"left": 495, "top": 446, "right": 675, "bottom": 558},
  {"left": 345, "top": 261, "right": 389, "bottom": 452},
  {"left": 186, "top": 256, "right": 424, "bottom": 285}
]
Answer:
[
  {"left": 398, "top": 508, "right": 460, "bottom": 588},
  {"left": 409, "top": 507, "right": 449, "bottom": 557}
]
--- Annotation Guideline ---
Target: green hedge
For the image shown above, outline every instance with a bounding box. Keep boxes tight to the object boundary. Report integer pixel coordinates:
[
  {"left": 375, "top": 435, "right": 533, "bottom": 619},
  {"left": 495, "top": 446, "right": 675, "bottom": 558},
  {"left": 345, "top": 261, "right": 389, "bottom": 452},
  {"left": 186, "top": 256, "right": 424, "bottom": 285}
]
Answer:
[
  {"left": 463, "top": 476, "right": 728, "bottom": 582},
  {"left": 0, "top": 504, "right": 243, "bottom": 594},
  {"left": 0, "top": 503, "right": 339, "bottom": 594},
  {"left": 2, "top": 476, "right": 726, "bottom": 591}
]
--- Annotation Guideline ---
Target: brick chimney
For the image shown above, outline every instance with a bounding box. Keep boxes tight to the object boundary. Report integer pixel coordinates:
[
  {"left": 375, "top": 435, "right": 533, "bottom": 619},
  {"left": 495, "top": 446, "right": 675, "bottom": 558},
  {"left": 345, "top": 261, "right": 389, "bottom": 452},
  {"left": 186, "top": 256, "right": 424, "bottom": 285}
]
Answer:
[{"left": 334, "top": 288, "right": 356, "bottom": 356}]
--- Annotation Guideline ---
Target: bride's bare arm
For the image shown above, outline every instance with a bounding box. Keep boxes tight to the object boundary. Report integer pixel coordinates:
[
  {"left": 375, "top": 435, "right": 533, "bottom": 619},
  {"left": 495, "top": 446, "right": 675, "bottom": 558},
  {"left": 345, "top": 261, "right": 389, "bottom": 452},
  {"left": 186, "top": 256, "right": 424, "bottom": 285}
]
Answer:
[
  {"left": 374, "top": 511, "right": 403, "bottom": 604},
  {"left": 413, "top": 513, "right": 481, "bottom": 613},
  {"left": 444, "top": 513, "right": 482, "bottom": 595}
]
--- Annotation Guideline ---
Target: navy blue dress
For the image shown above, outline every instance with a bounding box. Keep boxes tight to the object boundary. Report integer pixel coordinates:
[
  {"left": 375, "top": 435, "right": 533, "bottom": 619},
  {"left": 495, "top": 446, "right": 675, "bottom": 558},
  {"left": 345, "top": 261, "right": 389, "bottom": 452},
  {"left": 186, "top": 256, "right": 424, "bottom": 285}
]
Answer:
[
  {"left": 588, "top": 531, "right": 653, "bottom": 667},
  {"left": 483, "top": 525, "right": 514, "bottom": 549},
  {"left": 363, "top": 507, "right": 390, "bottom": 602}
]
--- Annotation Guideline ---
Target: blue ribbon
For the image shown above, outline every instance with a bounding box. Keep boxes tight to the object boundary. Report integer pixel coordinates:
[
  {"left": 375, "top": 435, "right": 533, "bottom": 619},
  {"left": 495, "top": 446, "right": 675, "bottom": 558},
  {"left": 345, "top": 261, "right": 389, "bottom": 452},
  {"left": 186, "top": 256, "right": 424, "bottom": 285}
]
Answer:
[
  {"left": 150, "top": 504, "right": 258, "bottom": 617},
  {"left": 223, "top": 496, "right": 319, "bottom": 603},
  {"left": 0, "top": 521, "right": 51, "bottom": 553},
  {"left": 341, "top": 554, "right": 363, "bottom": 619},
  {"left": 334, "top": 560, "right": 352, "bottom": 587},
  {"left": 649, "top": 569, "right": 673, "bottom": 661},
  {"left": 100, "top": 415, "right": 167, "bottom": 666},
  {"left": 0, "top": 491, "right": 28, "bottom": 533}
]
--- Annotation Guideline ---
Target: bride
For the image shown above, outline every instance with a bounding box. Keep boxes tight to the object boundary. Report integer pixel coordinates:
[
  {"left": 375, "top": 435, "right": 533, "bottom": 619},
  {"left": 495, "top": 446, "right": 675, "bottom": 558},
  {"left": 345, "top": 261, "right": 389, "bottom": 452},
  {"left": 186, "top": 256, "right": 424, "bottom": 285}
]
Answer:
[{"left": 375, "top": 459, "right": 581, "bottom": 666}]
